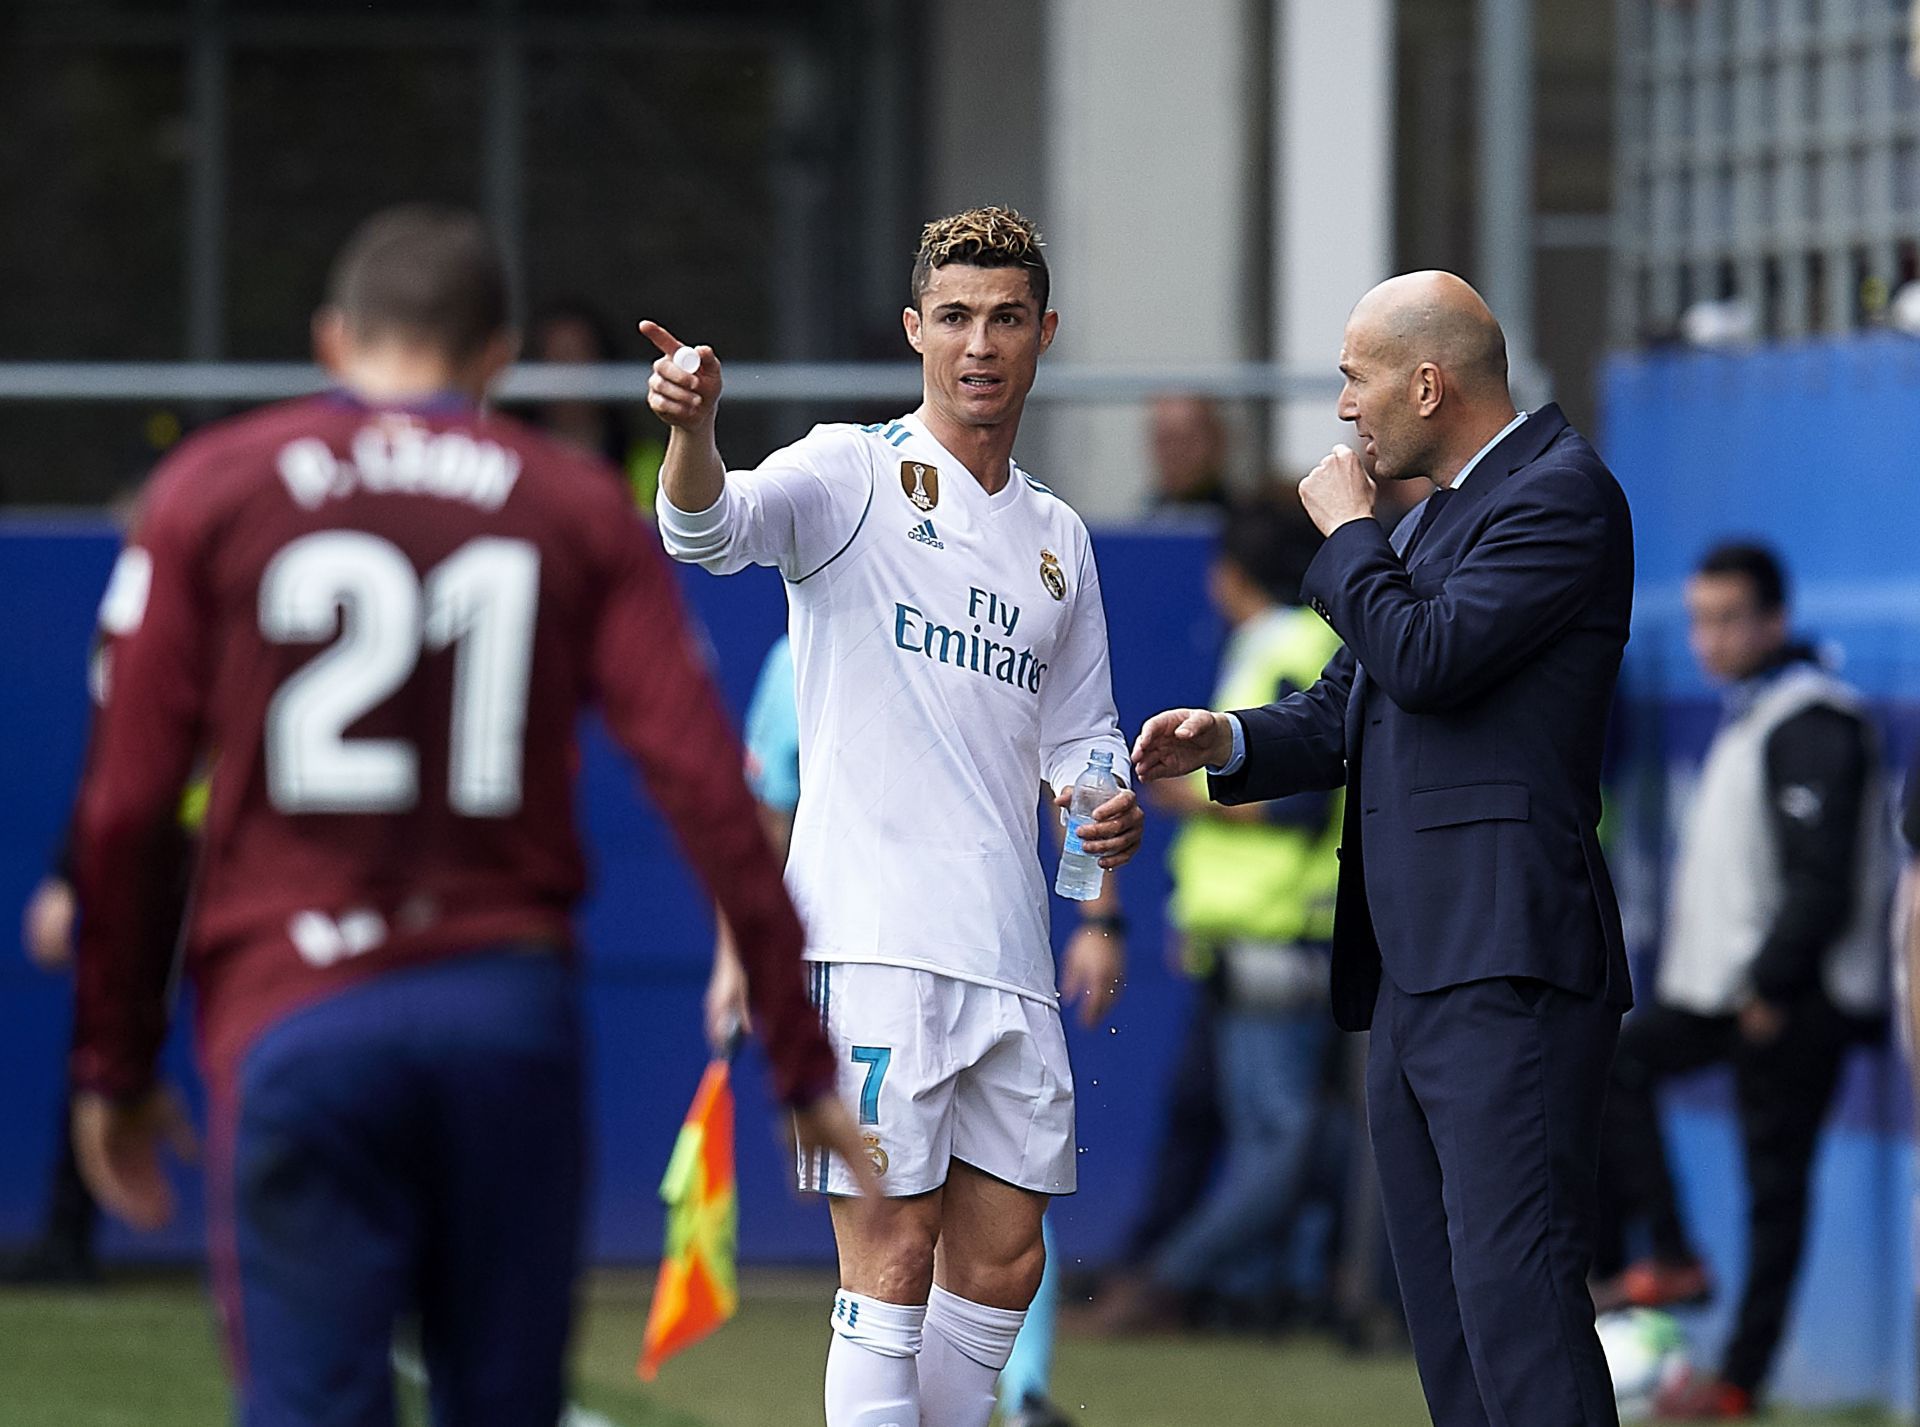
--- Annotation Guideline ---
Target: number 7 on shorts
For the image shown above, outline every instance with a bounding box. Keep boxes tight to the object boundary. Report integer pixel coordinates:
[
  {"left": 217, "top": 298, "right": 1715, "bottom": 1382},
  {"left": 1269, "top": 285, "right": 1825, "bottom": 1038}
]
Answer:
[{"left": 850, "top": 1046, "right": 891, "bottom": 1125}]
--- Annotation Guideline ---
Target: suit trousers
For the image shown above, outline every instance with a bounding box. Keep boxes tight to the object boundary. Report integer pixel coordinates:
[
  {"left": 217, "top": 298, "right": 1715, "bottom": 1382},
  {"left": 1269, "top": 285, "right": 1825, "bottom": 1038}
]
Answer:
[{"left": 1369, "top": 973, "right": 1622, "bottom": 1427}]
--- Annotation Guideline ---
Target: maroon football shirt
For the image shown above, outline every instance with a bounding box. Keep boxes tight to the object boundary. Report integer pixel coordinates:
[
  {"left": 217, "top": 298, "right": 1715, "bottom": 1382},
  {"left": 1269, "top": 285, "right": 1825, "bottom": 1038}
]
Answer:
[{"left": 71, "top": 392, "right": 832, "bottom": 1105}]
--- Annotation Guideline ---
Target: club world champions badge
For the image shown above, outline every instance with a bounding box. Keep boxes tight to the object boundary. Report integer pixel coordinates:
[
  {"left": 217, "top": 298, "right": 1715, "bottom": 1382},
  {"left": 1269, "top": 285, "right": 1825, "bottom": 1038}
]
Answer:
[
  {"left": 1039, "top": 548, "right": 1067, "bottom": 601},
  {"left": 901, "top": 460, "right": 939, "bottom": 511}
]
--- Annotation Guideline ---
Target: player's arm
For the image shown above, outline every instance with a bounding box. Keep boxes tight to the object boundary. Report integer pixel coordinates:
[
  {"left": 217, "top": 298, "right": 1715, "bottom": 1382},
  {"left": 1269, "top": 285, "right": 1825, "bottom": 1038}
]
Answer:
[
  {"left": 1045, "top": 782, "right": 1127, "bottom": 1029},
  {"left": 69, "top": 478, "right": 209, "bottom": 1228},
  {"left": 592, "top": 513, "right": 875, "bottom": 1190},
  {"left": 707, "top": 640, "right": 802, "bottom": 1052},
  {"left": 639, "top": 320, "right": 727, "bottom": 517},
  {"left": 641, "top": 321, "right": 869, "bottom": 582},
  {"left": 708, "top": 802, "right": 793, "bottom": 1052},
  {"left": 1039, "top": 543, "right": 1141, "bottom": 869},
  {"left": 1303, "top": 455, "right": 1610, "bottom": 714}
]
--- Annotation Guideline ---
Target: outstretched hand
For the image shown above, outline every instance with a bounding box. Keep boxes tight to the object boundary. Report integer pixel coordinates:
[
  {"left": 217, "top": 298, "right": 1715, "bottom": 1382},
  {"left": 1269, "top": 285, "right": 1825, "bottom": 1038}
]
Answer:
[
  {"left": 1131, "top": 708, "right": 1234, "bottom": 782},
  {"left": 638, "top": 320, "right": 721, "bottom": 432}
]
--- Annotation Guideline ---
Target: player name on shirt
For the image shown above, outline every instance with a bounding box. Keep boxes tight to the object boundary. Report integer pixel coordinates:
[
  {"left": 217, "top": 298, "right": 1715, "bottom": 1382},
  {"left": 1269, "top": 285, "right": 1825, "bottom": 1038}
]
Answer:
[
  {"left": 892, "top": 585, "right": 1049, "bottom": 693},
  {"left": 277, "top": 416, "right": 522, "bottom": 512}
]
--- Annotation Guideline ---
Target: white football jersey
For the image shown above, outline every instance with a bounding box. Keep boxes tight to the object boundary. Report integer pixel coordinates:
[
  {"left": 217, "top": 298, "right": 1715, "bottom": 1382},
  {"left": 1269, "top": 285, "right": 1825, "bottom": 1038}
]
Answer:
[{"left": 658, "top": 412, "right": 1129, "bottom": 1001}]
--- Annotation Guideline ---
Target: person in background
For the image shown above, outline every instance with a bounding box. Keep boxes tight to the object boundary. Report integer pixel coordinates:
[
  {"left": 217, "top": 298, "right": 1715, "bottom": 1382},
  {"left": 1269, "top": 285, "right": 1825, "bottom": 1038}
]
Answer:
[
  {"left": 4, "top": 871, "right": 102, "bottom": 1285},
  {"left": 1092, "top": 495, "right": 1345, "bottom": 1333},
  {"left": 1593, "top": 541, "right": 1892, "bottom": 1420},
  {"left": 1148, "top": 394, "right": 1233, "bottom": 511},
  {"left": 66, "top": 205, "right": 868, "bottom": 1425},
  {"left": 525, "top": 300, "right": 662, "bottom": 506},
  {"left": 4, "top": 450, "right": 196, "bottom": 1289}
]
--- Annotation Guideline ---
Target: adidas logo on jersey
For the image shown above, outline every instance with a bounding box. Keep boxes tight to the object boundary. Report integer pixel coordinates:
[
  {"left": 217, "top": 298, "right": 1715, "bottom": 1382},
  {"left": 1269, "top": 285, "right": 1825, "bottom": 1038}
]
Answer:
[{"left": 907, "top": 518, "right": 945, "bottom": 550}]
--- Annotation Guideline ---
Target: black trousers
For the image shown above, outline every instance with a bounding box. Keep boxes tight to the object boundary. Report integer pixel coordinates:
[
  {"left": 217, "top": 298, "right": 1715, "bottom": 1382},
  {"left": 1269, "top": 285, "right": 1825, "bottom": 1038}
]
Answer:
[
  {"left": 1371, "top": 975, "right": 1622, "bottom": 1427},
  {"left": 1597, "top": 998, "right": 1852, "bottom": 1396}
]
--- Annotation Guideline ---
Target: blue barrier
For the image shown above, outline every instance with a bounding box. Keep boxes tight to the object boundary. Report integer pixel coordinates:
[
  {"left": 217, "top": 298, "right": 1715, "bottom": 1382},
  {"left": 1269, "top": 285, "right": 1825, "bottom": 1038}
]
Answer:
[{"left": 0, "top": 518, "right": 1218, "bottom": 1271}]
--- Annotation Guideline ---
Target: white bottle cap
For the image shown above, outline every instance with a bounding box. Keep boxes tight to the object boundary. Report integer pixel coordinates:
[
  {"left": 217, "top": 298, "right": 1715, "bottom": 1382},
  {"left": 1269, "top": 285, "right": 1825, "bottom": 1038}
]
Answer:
[{"left": 672, "top": 345, "right": 702, "bottom": 374}]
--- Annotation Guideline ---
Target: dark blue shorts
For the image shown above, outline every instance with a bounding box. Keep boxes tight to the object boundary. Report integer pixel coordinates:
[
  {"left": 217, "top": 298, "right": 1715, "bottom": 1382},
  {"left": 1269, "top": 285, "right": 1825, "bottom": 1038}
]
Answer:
[{"left": 211, "top": 950, "right": 584, "bottom": 1427}]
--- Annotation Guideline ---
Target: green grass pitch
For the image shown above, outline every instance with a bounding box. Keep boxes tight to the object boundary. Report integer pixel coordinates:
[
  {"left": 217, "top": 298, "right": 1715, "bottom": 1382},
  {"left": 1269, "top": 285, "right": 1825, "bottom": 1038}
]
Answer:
[{"left": 0, "top": 1269, "right": 1895, "bottom": 1426}]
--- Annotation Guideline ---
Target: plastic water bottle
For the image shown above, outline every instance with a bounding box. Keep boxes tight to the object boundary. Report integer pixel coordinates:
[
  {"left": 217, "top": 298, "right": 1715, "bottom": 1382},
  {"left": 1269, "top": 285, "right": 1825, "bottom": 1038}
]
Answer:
[{"left": 1055, "top": 750, "right": 1120, "bottom": 901}]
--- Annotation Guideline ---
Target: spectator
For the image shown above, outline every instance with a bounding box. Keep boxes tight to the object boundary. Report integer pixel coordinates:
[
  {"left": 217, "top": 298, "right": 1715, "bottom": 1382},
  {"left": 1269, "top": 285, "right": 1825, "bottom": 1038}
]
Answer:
[
  {"left": 1594, "top": 541, "right": 1893, "bottom": 1420},
  {"left": 524, "top": 300, "right": 661, "bottom": 504},
  {"left": 1148, "top": 394, "right": 1232, "bottom": 510},
  {"left": 1092, "top": 496, "right": 1345, "bottom": 1330},
  {"left": 3, "top": 873, "right": 100, "bottom": 1285}
]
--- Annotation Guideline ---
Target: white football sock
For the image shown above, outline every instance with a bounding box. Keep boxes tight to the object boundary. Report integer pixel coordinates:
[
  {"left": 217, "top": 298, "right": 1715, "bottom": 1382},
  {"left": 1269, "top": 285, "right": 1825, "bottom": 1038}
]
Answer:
[
  {"left": 825, "top": 1289, "right": 926, "bottom": 1427},
  {"left": 917, "top": 1284, "right": 1027, "bottom": 1427}
]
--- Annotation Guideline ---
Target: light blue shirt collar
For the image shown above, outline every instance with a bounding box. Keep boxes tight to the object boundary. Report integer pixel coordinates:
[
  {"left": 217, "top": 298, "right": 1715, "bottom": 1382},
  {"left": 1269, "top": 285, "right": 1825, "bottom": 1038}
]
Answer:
[{"left": 1448, "top": 409, "right": 1528, "bottom": 490}]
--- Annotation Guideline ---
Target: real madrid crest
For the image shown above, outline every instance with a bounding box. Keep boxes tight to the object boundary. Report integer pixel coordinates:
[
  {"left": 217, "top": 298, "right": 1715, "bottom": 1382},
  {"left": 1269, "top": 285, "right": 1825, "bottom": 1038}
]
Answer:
[
  {"left": 900, "top": 460, "right": 939, "bottom": 511},
  {"left": 862, "top": 1133, "right": 890, "bottom": 1176},
  {"left": 1039, "top": 548, "right": 1067, "bottom": 601}
]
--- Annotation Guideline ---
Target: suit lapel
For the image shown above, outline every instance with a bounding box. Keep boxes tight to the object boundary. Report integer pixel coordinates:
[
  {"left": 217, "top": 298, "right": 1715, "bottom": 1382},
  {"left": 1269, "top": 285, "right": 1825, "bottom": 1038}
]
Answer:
[{"left": 1403, "top": 404, "right": 1569, "bottom": 572}]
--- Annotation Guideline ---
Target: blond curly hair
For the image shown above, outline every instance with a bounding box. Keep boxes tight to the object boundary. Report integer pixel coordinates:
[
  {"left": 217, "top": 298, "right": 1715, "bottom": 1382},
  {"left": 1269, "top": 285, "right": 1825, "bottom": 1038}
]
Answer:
[{"left": 909, "top": 206, "right": 1049, "bottom": 311}]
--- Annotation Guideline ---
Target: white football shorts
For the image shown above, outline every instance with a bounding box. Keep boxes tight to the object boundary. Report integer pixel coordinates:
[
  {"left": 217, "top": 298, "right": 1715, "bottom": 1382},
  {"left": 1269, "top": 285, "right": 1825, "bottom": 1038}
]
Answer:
[{"left": 795, "top": 961, "right": 1077, "bottom": 1198}]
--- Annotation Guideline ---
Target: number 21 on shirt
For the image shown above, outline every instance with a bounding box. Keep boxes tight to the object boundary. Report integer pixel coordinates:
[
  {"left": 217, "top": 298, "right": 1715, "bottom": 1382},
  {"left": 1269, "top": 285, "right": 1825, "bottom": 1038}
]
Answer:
[{"left": 259, "top": 531, "right": 538, "bottom": 816}]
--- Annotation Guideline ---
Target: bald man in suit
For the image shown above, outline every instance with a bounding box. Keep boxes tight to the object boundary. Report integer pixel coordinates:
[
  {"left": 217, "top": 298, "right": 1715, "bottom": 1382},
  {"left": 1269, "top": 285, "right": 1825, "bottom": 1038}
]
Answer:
[{"left": 1136, "top": 273, "right": 1634, "bottom": 1427}]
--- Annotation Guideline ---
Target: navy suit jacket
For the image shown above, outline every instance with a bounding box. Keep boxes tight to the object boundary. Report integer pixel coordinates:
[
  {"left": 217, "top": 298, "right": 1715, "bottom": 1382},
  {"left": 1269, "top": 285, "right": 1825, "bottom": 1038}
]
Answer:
[{"left": 1210, "top": 405, "right": 1634, "bottom": 1031}]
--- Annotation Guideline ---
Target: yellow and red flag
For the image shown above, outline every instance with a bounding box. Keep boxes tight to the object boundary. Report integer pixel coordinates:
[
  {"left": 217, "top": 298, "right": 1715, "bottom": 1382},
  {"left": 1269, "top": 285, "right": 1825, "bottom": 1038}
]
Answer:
[{"left": 636, "top": 1058, "right": 740, "bottom": 1381}]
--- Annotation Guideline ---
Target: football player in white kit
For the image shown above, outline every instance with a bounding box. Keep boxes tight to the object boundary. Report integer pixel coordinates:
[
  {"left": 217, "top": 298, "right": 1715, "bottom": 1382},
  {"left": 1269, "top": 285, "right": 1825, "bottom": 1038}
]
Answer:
[{"left": 644, "top": 207, "right": 1143, "bottom": 1427}]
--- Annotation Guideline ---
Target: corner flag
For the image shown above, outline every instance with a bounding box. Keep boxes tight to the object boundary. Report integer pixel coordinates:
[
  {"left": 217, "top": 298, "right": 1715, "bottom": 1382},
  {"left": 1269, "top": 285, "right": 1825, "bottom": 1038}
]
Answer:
[{"left": 637, "top": 1058, "right": 740, "bottom": 1381}]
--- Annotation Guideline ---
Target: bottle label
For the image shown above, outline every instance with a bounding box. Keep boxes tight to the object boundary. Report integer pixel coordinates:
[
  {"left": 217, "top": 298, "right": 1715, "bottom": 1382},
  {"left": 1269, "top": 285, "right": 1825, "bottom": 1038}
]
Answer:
[{"left": 1063, "top": 815, "right": 1088, "bottom": 856}]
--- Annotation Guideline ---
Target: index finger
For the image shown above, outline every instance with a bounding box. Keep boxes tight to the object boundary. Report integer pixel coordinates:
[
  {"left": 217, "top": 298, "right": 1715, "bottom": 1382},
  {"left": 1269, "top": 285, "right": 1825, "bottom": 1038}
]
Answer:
[
  {"left": 637, "top": 319, "right": 683, "bottom": 358},
  {"left": 1092, "top": 788, "right": 1136, "bottom": 821}
]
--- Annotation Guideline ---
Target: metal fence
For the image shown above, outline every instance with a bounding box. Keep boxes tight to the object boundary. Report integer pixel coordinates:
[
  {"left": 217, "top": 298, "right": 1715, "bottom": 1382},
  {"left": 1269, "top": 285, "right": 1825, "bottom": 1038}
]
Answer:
[
  {"left": 1612, "top": 0, "right": 1920, "bottom": 342},
  {"left": 0, "top": 362, "right": 1342, "bottom": 406}
]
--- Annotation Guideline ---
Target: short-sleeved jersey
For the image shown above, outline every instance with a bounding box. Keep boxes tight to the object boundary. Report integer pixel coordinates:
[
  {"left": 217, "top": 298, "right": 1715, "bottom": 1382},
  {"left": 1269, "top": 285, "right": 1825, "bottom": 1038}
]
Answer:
[
  {"left": 72, "top": 392, "right": 832, "bottom": 1105},
  {"left": 658, "top": 412, "right": 1129, "bottom": 1002}
]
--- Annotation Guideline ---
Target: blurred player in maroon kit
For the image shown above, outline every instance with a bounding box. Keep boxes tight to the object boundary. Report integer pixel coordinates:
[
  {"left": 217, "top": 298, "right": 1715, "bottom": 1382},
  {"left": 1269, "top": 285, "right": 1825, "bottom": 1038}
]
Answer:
[{"left": 67, "top": 205, "right": 871, "bottom": 1427}]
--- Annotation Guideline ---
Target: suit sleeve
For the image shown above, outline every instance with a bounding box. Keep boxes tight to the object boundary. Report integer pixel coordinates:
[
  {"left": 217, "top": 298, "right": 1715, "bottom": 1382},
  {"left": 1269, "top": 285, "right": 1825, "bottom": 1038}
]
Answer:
[
  {"left": 1303, "top": 463, "right": 1610, "bottom": 715},
  {"left": 1209, "top": 645, "right": 1354, "bottom": 805},
  {"left": 655, "top": 426, "right": 873, "bottom": 583},
  {"left": 70, "top": 471, "right": 209, "bottom": 1099},
  {"left": 592, "top": 514, "right": 834, "bottom": 1106},
  {"left": 1257, "top": 676, "right": 1339, "bottom": 829}
]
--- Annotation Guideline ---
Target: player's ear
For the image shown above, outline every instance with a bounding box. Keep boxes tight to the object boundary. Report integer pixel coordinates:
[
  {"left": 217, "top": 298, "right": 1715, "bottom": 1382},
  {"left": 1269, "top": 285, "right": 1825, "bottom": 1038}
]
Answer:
[
  {"left": 902, "top": 305, "right": 924, "bottom": 355},
  {"left": 1413, "top": 361, "right": 1443, "bottom": 418},
  {"left": 1039, "top": 308, "right": 1059, "bottom": 353},
  {"left": 312, "top": 308, "right": 349, "bottom": 375}
]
